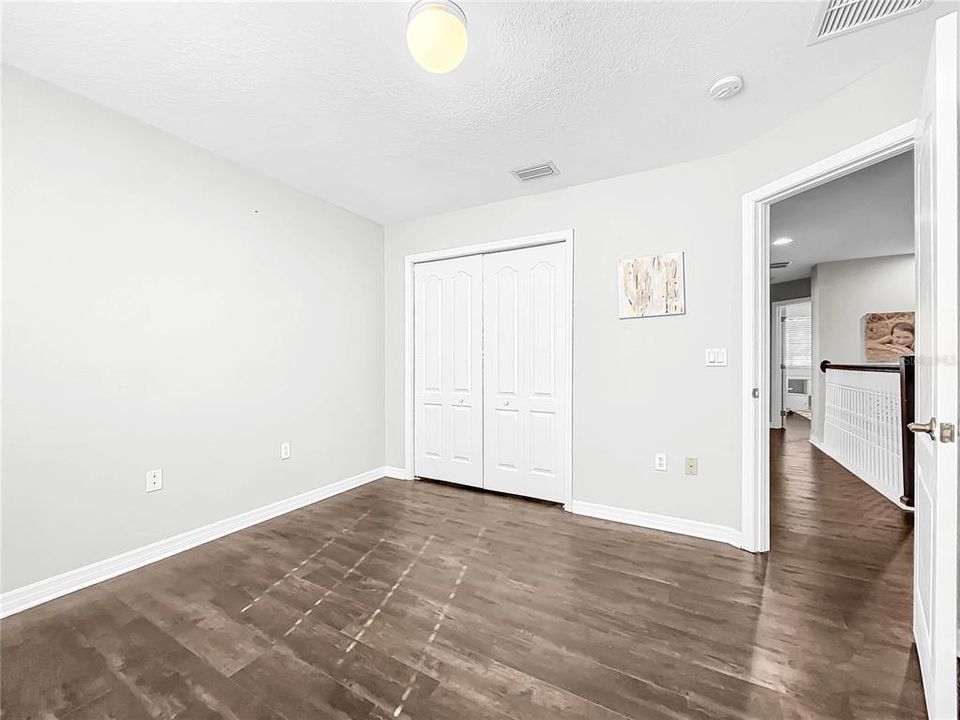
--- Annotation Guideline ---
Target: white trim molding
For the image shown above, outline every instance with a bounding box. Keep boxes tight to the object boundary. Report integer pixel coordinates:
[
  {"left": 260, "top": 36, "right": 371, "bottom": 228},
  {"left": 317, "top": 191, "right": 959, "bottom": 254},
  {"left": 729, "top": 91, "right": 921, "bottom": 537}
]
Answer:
[
  {"left": 0, "top": 466, "right": 388, "bottom": 618},
  {"left": 740, "top": 121, "right": 915, "bottom": 553},
  {"left": 383, "top": 465, "right": 411, "bottom": 479},
  {"left": 403, "top": 229, "right": 575, "bottom": 508},
  {"left": 570, "top": 501, "right": 741, "bottom": 548}
]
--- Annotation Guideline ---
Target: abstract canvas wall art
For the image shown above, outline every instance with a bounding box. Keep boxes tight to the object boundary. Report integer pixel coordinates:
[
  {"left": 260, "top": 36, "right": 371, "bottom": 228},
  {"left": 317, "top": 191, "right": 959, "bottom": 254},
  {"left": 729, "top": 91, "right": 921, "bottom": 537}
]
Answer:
[
  {"left": 618, "top": 252, "right": 686, "bottom": 319},
  {"left": 864, "top": 311, "right": 915, "bottom": 361}
]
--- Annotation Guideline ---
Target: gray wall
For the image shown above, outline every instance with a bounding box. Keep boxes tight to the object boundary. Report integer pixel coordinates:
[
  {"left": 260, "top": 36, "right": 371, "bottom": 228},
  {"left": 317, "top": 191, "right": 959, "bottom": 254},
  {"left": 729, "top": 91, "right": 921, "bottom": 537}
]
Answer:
[
  {"left": 810, "top": 254, "right": 915, "bottom": 442},
  {"left": 1, "top": 68, "right": 386, "bottom": 592},
  {"left": 771, "top": 278, "right": 812, "bottom": 303},
  {"left": 383, "top": 48, "right": 927, "bottom": 533}
]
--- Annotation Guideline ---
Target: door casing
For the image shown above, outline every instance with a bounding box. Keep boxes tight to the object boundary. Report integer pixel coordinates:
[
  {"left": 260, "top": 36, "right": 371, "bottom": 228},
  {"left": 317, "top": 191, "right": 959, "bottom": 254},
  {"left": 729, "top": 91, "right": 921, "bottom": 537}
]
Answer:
[
  {"left": 403, "top": 229, "right": 575, "bottom": 508},
  {"left": 740, "top": 122, "right": 915, "bottom": 554}
]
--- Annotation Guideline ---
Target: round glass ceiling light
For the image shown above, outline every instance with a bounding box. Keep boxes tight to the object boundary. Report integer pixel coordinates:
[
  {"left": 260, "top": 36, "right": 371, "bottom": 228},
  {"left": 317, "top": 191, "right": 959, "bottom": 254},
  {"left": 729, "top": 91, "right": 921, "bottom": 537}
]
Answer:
[
  {"left": 772, "top": 237, "right": 795, "bottom": 246},
  {"left": 407, "top": 0, "right": 468, "bottom": 74}
]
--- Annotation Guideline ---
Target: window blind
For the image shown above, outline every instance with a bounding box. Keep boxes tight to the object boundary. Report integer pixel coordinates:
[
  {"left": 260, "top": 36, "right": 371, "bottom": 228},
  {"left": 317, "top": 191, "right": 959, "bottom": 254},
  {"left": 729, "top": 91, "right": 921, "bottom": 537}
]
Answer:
[{"left": 784, "top": 316, "right": 812, "bottom": 368}]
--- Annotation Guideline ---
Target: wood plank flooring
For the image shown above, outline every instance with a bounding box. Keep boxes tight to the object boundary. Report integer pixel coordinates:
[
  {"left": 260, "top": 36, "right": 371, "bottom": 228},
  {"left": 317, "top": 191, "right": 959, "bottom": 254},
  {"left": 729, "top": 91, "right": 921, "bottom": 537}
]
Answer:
[{"left": 2, "top": 416, "right": 924, "bottom": 719}]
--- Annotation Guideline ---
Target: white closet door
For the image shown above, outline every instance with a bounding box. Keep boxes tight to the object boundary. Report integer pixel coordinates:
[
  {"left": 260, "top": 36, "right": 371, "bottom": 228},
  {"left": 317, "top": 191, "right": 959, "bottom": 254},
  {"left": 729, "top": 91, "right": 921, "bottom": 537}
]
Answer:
[
  {"left": 414, "top": 256, "right": 483, "bottom": 487},
  {"left": 483, "top": 243, "right": 567, "bottom": 501}
]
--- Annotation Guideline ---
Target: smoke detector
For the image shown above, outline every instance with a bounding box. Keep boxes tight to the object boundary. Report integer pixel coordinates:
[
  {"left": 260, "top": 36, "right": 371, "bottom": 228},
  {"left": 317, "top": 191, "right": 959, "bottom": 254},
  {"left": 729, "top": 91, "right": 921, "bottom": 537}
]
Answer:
[
  {"left": 708, "top": 75, "right": 743, "bottom": 100},
  {"left": 512, "top": 161, "right": 559, "bottom": 182}
]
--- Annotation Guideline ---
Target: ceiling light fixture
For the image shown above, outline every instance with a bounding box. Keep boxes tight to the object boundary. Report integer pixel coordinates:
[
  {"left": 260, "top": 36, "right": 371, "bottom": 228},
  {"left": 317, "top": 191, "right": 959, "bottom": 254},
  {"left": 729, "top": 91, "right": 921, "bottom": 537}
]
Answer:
[
  {"left": 772, "top": 237, "right": 795, "bottom": 246},
  {"left": 708, "top": 74, "right": 744, "bottom": 100},
  {"left": 407, "top": 0, "right": 468, "bottom": 74}
]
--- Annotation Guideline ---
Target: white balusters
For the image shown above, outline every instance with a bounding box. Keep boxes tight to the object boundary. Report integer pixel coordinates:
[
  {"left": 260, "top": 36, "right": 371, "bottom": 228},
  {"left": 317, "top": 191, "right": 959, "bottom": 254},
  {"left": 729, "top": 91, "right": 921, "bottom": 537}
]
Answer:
[{"left": 822, "top": 368, "right": 905, "bottom": 507}]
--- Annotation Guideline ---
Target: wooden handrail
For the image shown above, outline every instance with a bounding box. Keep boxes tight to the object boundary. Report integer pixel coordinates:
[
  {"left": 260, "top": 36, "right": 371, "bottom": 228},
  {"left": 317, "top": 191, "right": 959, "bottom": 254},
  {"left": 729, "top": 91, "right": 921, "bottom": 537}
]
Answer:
[{"left": 820, "top": 360, "right": 902, "bottom": 374}]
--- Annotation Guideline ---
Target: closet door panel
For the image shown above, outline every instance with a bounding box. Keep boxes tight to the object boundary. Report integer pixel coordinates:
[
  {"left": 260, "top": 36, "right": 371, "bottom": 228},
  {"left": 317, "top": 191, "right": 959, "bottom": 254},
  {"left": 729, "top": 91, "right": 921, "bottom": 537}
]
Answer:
[
  {"left": 414, "top": 255, "right": 483, "bottom": 487},
  {"left": 483, "top": 244, "right": 566, "bottom": 501}
]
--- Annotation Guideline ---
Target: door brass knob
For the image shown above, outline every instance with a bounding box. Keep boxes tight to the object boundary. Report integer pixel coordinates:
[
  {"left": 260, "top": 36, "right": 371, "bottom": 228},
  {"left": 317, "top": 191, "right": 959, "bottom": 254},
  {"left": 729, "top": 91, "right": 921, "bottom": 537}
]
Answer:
[{"left": 908, "top": 417, "right": 937, "bottom": 436}]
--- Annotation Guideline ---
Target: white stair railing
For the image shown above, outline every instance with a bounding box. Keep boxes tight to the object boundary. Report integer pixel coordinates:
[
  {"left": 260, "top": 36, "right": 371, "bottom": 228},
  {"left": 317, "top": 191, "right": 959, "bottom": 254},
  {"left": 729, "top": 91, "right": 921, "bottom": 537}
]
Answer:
[{"left": 822, "top": 365, "right": 907, "bottom": 507}]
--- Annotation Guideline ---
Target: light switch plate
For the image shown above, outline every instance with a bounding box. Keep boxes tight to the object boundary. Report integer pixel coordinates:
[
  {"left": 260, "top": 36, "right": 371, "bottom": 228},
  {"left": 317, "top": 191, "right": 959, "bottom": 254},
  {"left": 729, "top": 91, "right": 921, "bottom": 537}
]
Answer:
[
  {"left": 654, "top": 453, "right": 667, "bottom": 472},
  {"left": 280, "top": 441, "right": 291, "bottom": 460},
  {"left": 705, "top": 348, "right": 728, "bottom": 367},
  {"left": 146, "top": 468, "right": 163, "bottom": 493}
]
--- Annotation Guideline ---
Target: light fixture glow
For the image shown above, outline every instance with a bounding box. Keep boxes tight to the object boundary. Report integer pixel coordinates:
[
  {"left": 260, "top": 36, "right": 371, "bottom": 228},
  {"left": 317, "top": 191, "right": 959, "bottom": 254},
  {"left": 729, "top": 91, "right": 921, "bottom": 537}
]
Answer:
[
  {"left": 772, "top": 237, "right": 795, "bottom": 246},
  {"left": 407, "top": 0, "right": 468, "bottom": 74}
]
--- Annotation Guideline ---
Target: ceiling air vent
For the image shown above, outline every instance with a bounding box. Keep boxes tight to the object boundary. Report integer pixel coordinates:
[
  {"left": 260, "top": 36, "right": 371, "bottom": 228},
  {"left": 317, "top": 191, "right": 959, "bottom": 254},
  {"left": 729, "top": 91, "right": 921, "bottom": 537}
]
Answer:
[
  {"left": 810, "top": 0, "right": 931, "bottom": 43},
  {"left": 770, "top": 261, "right": 793, "bottom": 270},
  {"left": 512, "top": 161, "right": 559, "bottom": 182}
]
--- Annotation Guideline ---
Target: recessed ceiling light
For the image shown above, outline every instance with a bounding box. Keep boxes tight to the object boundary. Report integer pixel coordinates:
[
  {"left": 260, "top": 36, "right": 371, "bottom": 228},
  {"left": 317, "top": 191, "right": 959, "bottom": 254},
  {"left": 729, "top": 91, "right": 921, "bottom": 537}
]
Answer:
[
  {"left": 772, "top": 237, "right": 795, "bottom": 246},
  {"left": 407, "top": 0, "right": 468, "bottom": 74},
  {"left": 708, "top": 74, "right": 744, "bottom": 100}
]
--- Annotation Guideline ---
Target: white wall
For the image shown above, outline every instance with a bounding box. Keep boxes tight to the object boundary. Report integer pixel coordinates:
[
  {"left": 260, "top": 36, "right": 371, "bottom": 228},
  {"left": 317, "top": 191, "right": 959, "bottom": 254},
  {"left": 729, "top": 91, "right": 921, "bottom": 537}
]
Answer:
[
  {"left": 384, "top": 47, "right": 928, "bottom": 534},
  {"left": 810, "top": 254, "right": 915, "bottom": 442},
  {"left": 1, "top": 67, "right": 385, "bottom": 593}
]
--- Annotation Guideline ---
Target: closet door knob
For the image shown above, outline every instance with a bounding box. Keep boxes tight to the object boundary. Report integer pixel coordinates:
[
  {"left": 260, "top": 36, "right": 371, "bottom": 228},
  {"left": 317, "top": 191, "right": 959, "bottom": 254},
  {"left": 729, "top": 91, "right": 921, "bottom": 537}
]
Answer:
[{"left": 504, "top": 400, "right": 510, "bottom": 407}]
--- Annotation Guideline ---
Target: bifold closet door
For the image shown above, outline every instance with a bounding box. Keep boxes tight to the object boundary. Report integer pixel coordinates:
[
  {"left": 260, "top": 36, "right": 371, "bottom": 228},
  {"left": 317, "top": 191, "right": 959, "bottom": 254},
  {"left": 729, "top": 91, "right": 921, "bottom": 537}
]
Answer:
[
  {"left": 483, "top": 243, "right": 567, "bottom": 502},
  {"left": 414, "top": 255, "right": 483, "bottom": 487}
]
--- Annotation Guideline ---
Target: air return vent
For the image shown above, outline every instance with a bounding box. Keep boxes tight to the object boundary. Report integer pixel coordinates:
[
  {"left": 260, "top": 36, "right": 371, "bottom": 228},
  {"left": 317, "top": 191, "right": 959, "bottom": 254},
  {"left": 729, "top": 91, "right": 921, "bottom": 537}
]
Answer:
[
  {"left": 512, "top": 161, "right": 559, "bottom": 182},
  {"left": 770, "top": 261, "right": 793, "bottom": 270},
  {"left": 811, "top": 0, "right": 930, "bottom": 43}
]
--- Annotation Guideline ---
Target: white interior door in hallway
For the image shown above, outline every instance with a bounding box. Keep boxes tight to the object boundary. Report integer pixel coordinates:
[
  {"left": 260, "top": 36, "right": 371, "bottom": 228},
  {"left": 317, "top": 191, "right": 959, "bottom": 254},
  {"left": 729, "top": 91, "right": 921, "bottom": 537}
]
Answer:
[
  {"left": 483, "top": 243, "right": 567, "bottom": 502},
  {"left": 414, "top": 255, "right": 483, "bottom": 488},
  {"left": 910, "top": 12, "right": 957, "bottom": 719},
  {"left": 413, "top": 242, "right": 568, "bottom": 503}
]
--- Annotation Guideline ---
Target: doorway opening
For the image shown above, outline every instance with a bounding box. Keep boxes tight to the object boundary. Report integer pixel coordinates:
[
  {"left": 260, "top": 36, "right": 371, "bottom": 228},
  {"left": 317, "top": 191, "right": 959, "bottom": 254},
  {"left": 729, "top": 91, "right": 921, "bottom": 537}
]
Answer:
[
  {"left": 740, "top": 122, "right": 915, "bottom": 553},
  {"left": 768, "top": 147, "right": 915, "bottom": 496},
  {"left": 770, "top": 297, "right": 813, "bottom": 432}
]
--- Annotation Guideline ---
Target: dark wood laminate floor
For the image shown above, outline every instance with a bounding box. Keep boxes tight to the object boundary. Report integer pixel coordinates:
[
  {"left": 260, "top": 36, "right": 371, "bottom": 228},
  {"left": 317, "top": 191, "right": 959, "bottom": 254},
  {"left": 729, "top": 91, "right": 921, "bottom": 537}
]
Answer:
[{"left": 2, "top": 416, "right": 924, "bottom": 719}]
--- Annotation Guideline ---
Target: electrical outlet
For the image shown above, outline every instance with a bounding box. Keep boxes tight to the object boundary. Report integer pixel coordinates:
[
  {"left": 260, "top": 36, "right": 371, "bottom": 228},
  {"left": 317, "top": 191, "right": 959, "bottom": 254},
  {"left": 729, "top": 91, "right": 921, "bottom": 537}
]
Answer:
[
  {"left": 146, "top": 468, "right": 163, "bottom": 493},
  {"left": 280, "top": 441, "right": 291, "bottom": 460},
  {"left": 685, "top": 457, "right": 698, "bottom": 475},
  {"left": 654, "top": 453, "right": 667, "bottom": 472}
]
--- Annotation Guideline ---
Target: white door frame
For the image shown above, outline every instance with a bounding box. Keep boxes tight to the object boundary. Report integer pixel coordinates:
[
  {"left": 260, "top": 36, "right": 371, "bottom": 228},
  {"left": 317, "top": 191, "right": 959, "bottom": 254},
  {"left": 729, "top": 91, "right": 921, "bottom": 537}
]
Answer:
[
  {"left": 403, "top": 229, "right": 575, "bottom": 508},
  {"left": 740, "top": 122, "right": 915, "bottom": 553},
  {"left": 770, "top": 297, "right": 812, "bottom": 430}
]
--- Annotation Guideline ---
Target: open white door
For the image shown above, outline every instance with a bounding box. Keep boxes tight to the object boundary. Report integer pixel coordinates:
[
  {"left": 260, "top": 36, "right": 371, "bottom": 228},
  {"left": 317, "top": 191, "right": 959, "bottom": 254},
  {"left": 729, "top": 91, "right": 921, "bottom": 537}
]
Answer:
[{"left": 911, "top": 12, "right": 958, "bottom": 719}]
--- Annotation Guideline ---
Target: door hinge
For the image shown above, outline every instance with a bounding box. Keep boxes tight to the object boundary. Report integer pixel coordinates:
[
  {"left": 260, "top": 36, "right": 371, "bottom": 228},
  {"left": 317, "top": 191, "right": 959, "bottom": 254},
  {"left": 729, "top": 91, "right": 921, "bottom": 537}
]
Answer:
[
  {"left": 940, "top": 422, "right": 956, "bottom": 444},
  {"left": 752, "top": 387, "right": 760, "bottom": 399}
]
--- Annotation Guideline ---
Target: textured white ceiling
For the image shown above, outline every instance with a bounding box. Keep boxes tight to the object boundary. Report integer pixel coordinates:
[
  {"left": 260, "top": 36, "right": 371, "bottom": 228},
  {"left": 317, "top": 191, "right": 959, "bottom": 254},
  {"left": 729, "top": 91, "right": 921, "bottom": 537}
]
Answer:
[
  {"left": 770, "top": 150, "right": 914, "bottom": 283},
  {"left": 2, "top": 1, "right": 951, "bottom": 223}
]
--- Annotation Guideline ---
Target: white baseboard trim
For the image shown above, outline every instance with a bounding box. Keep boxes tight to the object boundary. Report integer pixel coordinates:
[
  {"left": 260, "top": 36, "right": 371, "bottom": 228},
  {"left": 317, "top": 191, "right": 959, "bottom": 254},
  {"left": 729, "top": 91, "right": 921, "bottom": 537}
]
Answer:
[
  {"left": 569, "top": 501, "right": 741, "bottom": 549},
  {"left": 383, "top": 465, "right": 412, "bottom": 479},
  {"left": 0, "top": 466, "right": 387, "bottom": 619}
]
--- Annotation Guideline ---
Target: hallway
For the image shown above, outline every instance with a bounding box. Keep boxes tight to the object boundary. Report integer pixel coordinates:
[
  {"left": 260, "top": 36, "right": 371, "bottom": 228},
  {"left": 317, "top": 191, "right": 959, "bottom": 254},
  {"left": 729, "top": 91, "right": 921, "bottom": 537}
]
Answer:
[{"left": 769, "top": 415, "right": 922, "bottom": 716}]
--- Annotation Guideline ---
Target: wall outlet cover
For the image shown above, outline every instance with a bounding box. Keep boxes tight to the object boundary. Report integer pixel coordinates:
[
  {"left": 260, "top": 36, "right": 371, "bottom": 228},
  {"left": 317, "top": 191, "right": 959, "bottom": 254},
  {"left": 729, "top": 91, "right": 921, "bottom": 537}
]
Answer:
[
  {"left": 280, "top": 441, "right": 292, "bottom": 460},
  {"left": 685, "top": 457, "right": 698, "bottom": 475},
  {"left": 146, "top": 468, "right": 163, "bottom": 493},
  {"left": 654, "top": 453, "right": 667, "bottom": 472}
]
